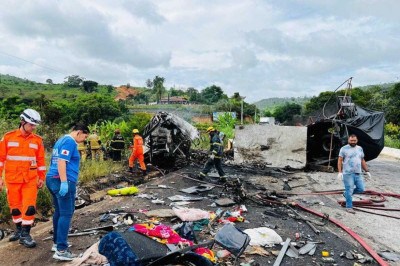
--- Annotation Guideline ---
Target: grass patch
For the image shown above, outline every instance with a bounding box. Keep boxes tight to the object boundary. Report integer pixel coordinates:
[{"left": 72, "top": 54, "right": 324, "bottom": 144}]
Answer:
[
  {"left": 385, "top": 135, "right": 400, "bottom": 149},
  {"left": 79, "top": 160, "right": 124, "bottom": 184}
]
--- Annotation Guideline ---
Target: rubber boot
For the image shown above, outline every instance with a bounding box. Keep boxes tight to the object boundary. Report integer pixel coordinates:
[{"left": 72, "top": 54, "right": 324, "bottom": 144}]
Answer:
[
  {"left": 218, "top": 176, "right": 227, "bottom": 183},
  {"left": 142, "top": 169, "right": 147, "bottom": 176},
  {"left": 128, "top": 167, "right": 133, "bottom": 173},
  {"left": 19, "top": 225, "right": 36, "bottom": 248},
  {"left": 9, "top": 222, "right": 22, "bottom": 242}
]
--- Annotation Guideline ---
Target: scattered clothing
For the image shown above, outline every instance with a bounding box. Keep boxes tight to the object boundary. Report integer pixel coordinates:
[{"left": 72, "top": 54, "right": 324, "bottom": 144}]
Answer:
[{"left": 67, "top": 241, "right": 108, "bottom": 266}]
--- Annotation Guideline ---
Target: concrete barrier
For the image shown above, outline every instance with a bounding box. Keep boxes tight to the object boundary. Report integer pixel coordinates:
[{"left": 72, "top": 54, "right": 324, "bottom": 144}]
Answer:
[{"left": 380, "top": 147, "right": 400, "bottom": 159}]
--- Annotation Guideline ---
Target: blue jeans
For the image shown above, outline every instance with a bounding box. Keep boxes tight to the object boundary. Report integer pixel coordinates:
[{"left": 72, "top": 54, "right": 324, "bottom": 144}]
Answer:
[
  {"left": 46, "top": 177, "right": 76, "bottom": 251},
  {"left": 343, "top": 173, "right": 365, "bottom": 208}
]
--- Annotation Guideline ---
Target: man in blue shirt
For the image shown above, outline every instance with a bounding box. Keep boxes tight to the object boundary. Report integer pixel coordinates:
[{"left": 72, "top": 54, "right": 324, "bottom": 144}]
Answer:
[
  {"left": 46, "top": 124, "right": 90, "bottom": 261},
  {"left": 337, "top": 134, "right": 372, "bottom": 214}
]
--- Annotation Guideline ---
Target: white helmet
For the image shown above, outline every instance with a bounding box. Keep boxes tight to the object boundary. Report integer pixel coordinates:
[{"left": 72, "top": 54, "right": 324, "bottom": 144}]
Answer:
[{"left": 20, "top": 109, "right": 41, "bottom": 125}]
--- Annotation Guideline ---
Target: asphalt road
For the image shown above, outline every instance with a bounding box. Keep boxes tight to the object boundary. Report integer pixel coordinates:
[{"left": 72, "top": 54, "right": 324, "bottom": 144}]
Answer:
[{"left": 0, "top": 154, "right": 398, "bottom": 265}]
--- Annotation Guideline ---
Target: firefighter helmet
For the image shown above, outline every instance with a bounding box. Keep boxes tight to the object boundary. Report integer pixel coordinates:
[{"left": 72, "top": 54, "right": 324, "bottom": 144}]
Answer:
[
  {"left": 206, "top": 126, "right": 215, "bottom": 133},
  {"left": 20, "top": 109, "right": 41, "bottom": 125},
  {"left": 132, "top": 129, "right": 139, "bottom": 134}
]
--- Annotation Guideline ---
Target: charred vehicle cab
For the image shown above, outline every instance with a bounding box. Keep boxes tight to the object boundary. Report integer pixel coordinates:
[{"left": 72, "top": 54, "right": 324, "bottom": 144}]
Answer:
[{"left": 142, "top": 112, "right": 199, "bottom": 167}]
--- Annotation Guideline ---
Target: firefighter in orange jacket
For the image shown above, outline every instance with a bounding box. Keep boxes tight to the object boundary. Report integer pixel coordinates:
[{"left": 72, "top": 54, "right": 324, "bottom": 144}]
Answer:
[
  {"left": 0, "top": 109, "right": 46, "bottom": 248},
  {"left": 128, "top": 129, "right": 146, "bottom": 176}
]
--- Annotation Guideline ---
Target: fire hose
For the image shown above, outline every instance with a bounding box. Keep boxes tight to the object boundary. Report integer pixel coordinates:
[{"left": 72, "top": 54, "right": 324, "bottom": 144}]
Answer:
[{"left": 294, "top": 202, "right": 389, "bottom": 266}]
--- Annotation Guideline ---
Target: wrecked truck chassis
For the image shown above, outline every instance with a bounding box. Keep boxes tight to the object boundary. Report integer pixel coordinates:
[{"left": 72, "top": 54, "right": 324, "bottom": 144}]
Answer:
[{"left": 142, "top": 112, "right": 199, "bottom": 167}]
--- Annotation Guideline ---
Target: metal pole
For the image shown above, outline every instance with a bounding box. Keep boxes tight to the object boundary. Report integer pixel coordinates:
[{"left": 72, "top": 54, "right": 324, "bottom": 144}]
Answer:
[{"left": 241, "top": 99, "right": 244, "bottom": 125}]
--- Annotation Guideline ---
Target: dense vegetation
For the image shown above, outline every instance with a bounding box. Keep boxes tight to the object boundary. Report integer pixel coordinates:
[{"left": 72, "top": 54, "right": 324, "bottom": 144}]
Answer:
[{"left": 0, "top": 73, "right": 259, "bottom": 142}]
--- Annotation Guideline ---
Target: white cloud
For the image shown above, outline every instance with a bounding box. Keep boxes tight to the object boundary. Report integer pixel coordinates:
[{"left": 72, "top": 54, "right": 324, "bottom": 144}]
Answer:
[{"left": 0, "top": 0, "right": 400, "bottom": 103}]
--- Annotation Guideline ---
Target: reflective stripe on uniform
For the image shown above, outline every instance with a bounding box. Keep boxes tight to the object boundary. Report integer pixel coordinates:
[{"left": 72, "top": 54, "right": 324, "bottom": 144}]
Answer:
[
  {"left": 0, "top": 162, "right": 3, "bottom": 167},
  {"left": 12, "top": 217, "right": 22, "bottom": 223},
  {"left": 38, "top": 166, "right": 46, "bottom": 171},
  {"left": 7, "top": 141, "right": 19, "bottom": 147},
  {"left": 29, "top": 143, "right": 38, "bottom": 149},
  {"left": 6, "top": 155, "right": 36, "bottom": 161},
  {"left": 212, "top": 142, "right": 223, "bottom": 146},
  {"left": 22, "top": 219, "right": 34, "bottom": 225}
]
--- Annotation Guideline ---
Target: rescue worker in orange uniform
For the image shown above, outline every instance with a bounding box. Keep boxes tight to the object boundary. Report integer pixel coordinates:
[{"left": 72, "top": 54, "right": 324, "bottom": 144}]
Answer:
[
  {"left": 128, "top": 129, "right": 146, "bottom": 176},
  {"left": 0, "top": 109, "right": 46, "bottom": 248}
]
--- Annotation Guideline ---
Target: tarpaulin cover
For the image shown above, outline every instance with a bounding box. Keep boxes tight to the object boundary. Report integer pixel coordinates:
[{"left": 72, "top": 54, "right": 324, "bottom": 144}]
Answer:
[
  {"left": 333, "top": 106, "right": 385, "bottom": 160},
  {"left": 308, "top": 103, "right": 385, "bottom": 161}
]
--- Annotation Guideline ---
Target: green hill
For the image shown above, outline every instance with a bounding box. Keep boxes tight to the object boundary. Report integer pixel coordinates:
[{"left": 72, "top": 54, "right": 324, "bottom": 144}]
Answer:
[{"left": 253, "top": 97, "right": 310, "bottom": 111}]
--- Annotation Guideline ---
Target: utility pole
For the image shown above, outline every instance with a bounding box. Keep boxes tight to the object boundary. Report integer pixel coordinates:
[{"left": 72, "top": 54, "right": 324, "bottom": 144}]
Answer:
[{"left": 241, "top": 96, "right": 246, "bottom": 125}]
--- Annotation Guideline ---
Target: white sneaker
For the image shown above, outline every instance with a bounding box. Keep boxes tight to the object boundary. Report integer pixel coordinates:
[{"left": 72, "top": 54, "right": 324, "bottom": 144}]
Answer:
[
  {"left": 53, "top": 249, "right": 76, "bottom": 261},
  {"left": 51, "top": 242, "right": 72, "bottom": 252}
]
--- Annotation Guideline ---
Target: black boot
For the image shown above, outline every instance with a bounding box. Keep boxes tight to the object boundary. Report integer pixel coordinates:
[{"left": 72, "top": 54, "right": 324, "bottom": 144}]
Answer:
[
  {"left": 142, "top": 169, "right": 147, "bottom": 176},
  {"left": 19, "top": 225, "right": 36, "bottom": 248},
  {"left": 128, "top": 167, "right": 133, "bottom": 173},
  {"left": 9, "top": 222, "right": 22, "bottom": 242}
]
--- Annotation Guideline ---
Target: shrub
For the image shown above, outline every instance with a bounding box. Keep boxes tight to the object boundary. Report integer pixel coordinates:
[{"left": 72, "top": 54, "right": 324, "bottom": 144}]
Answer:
[{"left": 385, "top": 122, "right": 400, "bottom": 139}]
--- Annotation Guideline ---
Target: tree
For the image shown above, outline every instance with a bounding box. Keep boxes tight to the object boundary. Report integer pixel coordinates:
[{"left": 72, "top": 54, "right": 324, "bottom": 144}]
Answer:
[
  {"left": 68, "top": 94, "right": 124, "bottom": 125},
  {"left": 0, "top": 96, "right": 27, "bottom": 119},
  {"left": 274, "top": 103, "right": 302, "bottom": 124},
  {"left": 82, "top": 80, "right": 98, "bottom": 93},
  {"left": 64, "top": 75, "right": 84, "bottom": 87},
  {"left": 169, "top": 87, "right": 185, "bottom": 97},
  {"left": 106, "top": 85, "right": 114, "bottom": 93},
  {"left": 263, "top": 109, "right": 273, "bottom": 117},
  {"left": 386, "top": 83, "right": 400, "bottom": 124},
  {"left": 146, "top": 79, "right": 153, "bottom": 89},
  {"left": 200, "top": 85, "right": 227, "bottom": 104},
  {"left": 46, "top": 79, "right": 53, "bottom": 84},
  {"left": 152, "top": 76, "right": 165, "bottom": 102},
  {"left": 187, "top": 87, "right": 200, "bottom": 102},
  {"left": 304, "top": 91, "right": 335, "bottom": 115}
]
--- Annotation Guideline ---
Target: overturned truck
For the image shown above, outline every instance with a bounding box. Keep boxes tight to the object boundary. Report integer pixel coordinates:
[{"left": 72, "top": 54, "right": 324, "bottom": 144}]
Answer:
[
  {"left": 234, "top": 95, "right": 384, "bottom": 171},
  {"left": 306, "top": 95, "right": 385, "bottom": 170},
  {"left": 142, "top": 112, "right": 199, "bottom": 167}
]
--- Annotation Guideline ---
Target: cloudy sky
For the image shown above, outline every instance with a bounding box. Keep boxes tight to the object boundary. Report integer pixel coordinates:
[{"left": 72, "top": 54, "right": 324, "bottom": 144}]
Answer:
[{"left": 1, "top": 0, "right": 400, "bottom": 102}]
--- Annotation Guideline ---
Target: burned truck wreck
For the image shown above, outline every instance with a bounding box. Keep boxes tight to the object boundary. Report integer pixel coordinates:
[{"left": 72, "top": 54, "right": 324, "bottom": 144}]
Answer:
[
  {"left": 307, "top": 95, "right": 385, "bottom": 170},
  {"left": 142, "top": 112, "right": 199, "bottom": 167}
]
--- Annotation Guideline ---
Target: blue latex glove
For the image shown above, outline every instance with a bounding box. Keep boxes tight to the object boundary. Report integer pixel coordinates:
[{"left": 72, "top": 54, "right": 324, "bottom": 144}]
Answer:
[{"left": 59, "top": 181, "right": 69, "bottom": 196}]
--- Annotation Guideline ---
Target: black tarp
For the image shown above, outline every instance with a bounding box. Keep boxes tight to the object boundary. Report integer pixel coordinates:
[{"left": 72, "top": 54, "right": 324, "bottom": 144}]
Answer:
[
  {"left": 307, "top": 103, "right": 385, "bottom": 163},
  {"left": 339, "top": 106, "right": 385, "bottom": 160}
]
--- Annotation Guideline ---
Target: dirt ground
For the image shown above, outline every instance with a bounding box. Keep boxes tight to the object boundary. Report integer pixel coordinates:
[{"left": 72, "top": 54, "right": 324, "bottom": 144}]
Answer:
[{"left": 0, "top": 154, "right": 399, "bottom": 266}]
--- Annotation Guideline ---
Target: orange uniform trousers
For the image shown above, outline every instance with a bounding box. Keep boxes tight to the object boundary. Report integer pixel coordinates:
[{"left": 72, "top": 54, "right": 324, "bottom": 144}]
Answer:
[{"left": 6, "top": 180, "right": 38, "bottom": 225}]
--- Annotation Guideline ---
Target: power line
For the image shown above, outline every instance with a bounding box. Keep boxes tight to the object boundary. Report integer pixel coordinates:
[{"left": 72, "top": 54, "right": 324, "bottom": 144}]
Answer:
[{"left": 0, "top": 50, "right": 66, "bottom": 76}]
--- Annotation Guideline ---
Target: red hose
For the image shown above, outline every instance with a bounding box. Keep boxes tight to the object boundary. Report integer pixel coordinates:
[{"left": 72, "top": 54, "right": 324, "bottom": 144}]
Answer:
[{"left": 294, "top": 202, "right": 389, "bottom": 266}]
